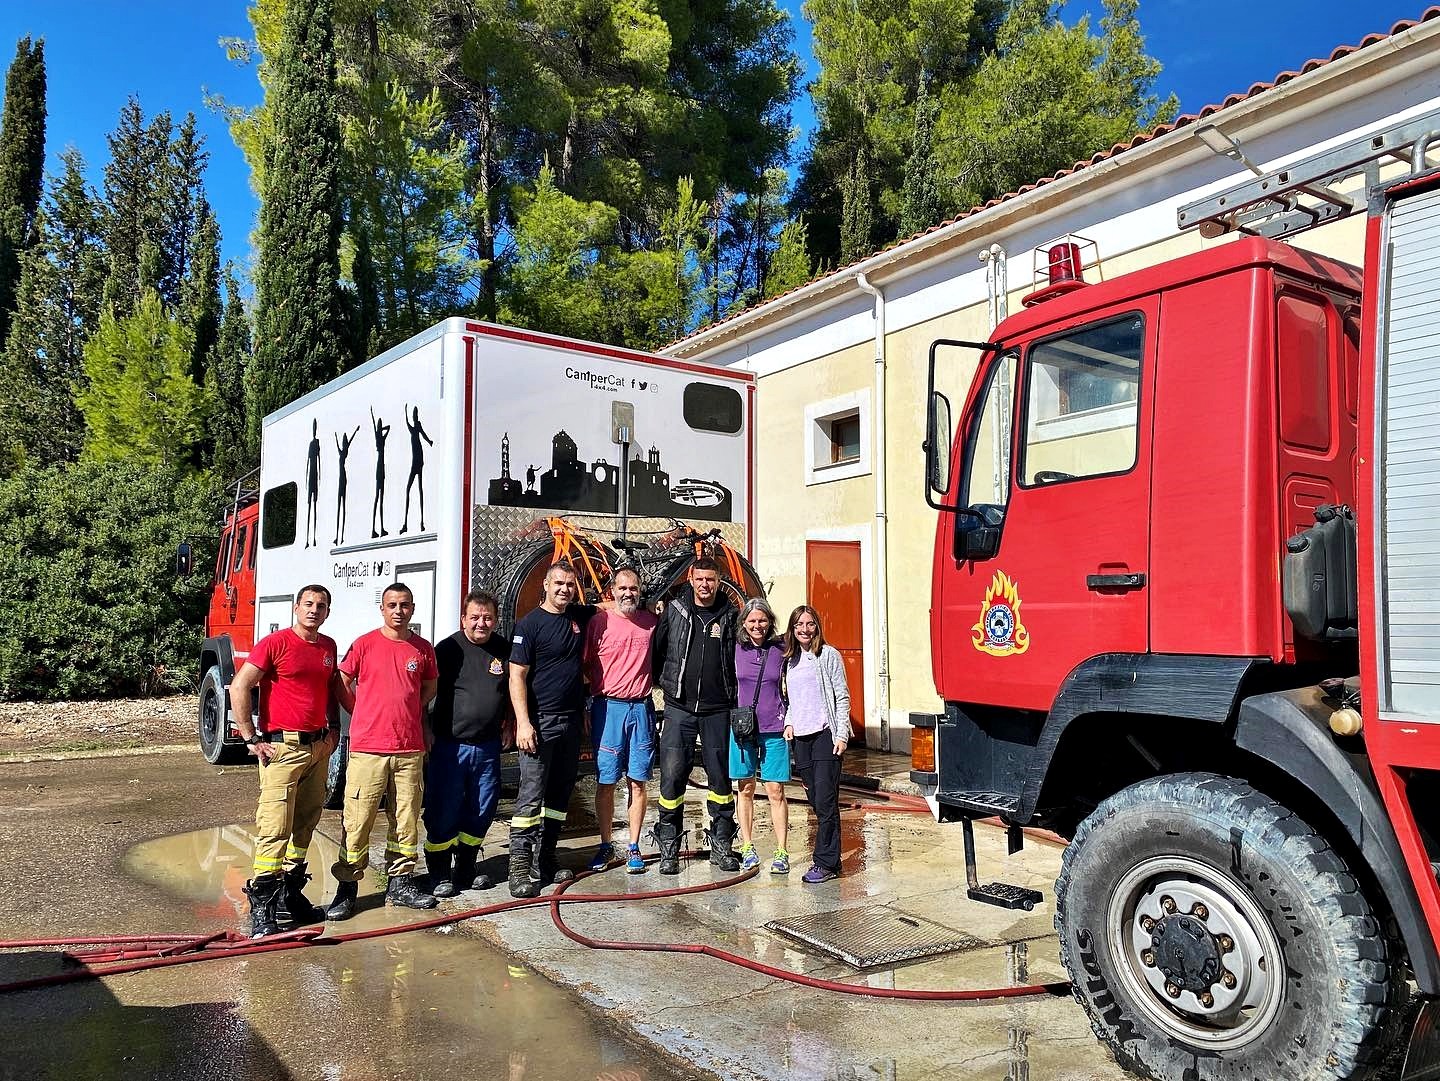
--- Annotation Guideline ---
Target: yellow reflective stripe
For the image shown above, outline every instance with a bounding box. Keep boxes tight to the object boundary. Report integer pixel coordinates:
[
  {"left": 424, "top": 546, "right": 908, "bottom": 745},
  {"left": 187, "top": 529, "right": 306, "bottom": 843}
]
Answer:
[
  {"left": 457, "top": 832, "right": 485, "bottom": 847},
  {"left": 657, "top": 794, "right": 685, "bottom": 810},
  {"left": 386, "top": 842, "right": 418, "bottom": 856},
  {"left": 253, "top": 857, "right": 284, "bottom": 870},
  {"left": 541, "top": 807, "right": 567, "bottom": 821},
  {"left": 344, "top": 849, "right": 368, "bottom": 863},
  {"left": 705, "top": 792, "right": 735, "bottom": 805},
  {"left": 284, "top": 844, "right": 306, "bottom": 859},
  {"left": 510, "top": 813, "right": 543, "bottom": 828},
  {"left": 423, "top": 837, "right": 457, "bottom": 853}
]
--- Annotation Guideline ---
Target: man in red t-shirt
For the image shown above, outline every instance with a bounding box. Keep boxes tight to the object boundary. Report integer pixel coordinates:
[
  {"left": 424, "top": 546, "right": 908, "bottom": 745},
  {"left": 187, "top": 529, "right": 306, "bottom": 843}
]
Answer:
[
  {"left": 228, "top": 584, "right": 352, "bottom": 937},
  {"left": 325, "top": 582, "right": 440, "bottom": 918}
]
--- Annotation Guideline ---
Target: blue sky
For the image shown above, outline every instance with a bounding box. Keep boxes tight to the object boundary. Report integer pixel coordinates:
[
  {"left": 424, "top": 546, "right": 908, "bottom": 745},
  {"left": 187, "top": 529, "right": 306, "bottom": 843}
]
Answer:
[{"left": 0, "top": 0, "right": 1431, "bottom": 275}]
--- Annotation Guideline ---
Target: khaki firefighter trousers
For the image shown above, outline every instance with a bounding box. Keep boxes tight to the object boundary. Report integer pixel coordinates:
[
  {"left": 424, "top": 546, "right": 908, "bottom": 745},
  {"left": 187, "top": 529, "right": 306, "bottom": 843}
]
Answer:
[
  {"left": 252, "top": 732, "right": 332, "bottom": 879},
  {"left": 331, "top": 751, "right": 425, "bottom": 881}
]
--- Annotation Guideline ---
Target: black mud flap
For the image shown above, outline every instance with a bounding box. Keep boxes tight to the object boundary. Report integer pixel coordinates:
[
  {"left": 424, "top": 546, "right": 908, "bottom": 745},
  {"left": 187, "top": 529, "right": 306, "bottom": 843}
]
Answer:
[{"left": 1404, "top": 998, "right": 1440, "bottom": 1080}]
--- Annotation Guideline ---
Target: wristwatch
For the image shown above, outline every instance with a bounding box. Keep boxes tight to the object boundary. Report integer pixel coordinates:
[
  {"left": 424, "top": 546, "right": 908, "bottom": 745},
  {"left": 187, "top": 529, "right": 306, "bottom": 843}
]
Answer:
[{"left": 245, "top": 734, "right": 263, "bottom": 746}]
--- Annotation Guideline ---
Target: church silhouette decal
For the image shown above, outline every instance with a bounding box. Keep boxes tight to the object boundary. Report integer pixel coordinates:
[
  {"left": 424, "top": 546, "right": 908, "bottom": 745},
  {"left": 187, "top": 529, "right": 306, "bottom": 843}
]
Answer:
[{"left": 487, "top": 430, "right": 732, "bottom": 522}]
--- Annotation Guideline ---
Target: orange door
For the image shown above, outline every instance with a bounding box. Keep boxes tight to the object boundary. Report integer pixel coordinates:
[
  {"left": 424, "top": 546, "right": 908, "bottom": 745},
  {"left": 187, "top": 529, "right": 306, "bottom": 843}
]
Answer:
[{"left": 805, "top": 540, "right": 865, "bottom": 745}]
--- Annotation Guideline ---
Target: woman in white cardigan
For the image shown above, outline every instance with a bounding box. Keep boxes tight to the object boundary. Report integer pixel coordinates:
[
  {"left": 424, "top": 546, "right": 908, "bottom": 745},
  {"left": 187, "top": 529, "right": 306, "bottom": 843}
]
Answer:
[{"left": 780, "top": 605, "right": 851, "bottom": 883}]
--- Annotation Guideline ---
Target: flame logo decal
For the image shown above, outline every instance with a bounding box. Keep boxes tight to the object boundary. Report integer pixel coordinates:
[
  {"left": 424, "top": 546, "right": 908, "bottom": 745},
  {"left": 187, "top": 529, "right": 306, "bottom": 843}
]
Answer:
[{"left": 972, "top": 571, "right": 1030, "bottom": 656}]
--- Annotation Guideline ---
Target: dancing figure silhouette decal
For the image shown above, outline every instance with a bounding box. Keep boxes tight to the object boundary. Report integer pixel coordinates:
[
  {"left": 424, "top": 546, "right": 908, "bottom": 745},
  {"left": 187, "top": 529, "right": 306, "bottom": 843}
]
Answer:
[
  {"left": 334, "top": 425, "right": 360, "bottom": 545},
  {"left": 371, "top": 407, "right": 391, "bottom": 538},
  {"left": 399, "top": 405, "right": 433, "bottom": 534},
  {"left": 304, "top": 419, "right": 321, "bottom": 548}
]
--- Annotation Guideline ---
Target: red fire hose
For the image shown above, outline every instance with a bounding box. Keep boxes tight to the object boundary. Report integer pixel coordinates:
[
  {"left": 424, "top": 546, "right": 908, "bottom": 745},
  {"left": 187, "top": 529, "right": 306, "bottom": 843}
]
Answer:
[{"left": 0, "top": 799, "right": 1068, "bottom": 1002}]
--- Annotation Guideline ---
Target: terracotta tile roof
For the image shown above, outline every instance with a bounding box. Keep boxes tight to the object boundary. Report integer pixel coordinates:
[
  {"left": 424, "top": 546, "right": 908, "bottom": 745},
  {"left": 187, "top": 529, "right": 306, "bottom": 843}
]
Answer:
[{"left": 668, "top": 6, "right": 1440, "bottom": 352}]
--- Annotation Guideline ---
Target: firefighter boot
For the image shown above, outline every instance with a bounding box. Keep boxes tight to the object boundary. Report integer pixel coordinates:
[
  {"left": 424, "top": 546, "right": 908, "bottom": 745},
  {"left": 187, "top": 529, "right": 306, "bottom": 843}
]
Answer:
[
  {"left": 540, "top": 819, "right": 575, "bottom": 886},
  {"left": 325, "top": 879, "right": 359, "bottom": 922},
  {"left": 278, "top": 861, "right": 326, "bottom": 926},
  {"left": 454, "top": 842, "right": 487, "bottom": 891},
  {"left": 243, "top": 875, "right": 284, "bottom": 938},
  {"left": 425, "top": 849, "right": 456, "bottom": 898},
  {"left": 709, "top": 815, "right": 741, "bottom": 872},
  {"left": 508, "top": 838, "right": 541, "bottom": 899},
  {"left": 656, "top": 821, "right": 682, "bottom": 876},
  {"left": 386, "top": 873, "right": 439, "bottom": 910}
]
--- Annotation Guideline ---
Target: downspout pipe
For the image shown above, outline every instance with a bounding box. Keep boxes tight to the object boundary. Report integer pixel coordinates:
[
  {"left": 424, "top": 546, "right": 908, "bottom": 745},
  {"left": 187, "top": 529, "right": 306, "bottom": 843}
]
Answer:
[{"left": 855, "top": 272, "right": 891, "bottom": 752}]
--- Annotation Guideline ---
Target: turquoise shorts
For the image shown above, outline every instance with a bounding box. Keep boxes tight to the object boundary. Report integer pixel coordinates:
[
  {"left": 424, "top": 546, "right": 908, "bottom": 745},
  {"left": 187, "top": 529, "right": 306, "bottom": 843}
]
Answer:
[{"left": 729, "top": 730, "right": 791, "bottom": 783}]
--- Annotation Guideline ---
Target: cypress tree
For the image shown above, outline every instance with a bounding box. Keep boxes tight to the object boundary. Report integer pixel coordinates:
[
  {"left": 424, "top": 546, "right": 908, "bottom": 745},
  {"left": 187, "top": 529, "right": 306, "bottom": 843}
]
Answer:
[
  {"left": 208, "top": 267, "right": 252, "bottom": 478},
  {"left": 348, "top": 221, "right": 379, "bottom": 368},
  {"left": 0, "top": 36, "right": 47, "bottom": 344},
  {"left": 162, "top": 113, "right": 208, "bottom": 313},
  {"left": 899, "top": 74, "right": 944, "bottom": 238},
  {"left": 249, "top": 0, "right": 344, "bottom": 449},
  {"left": 838, "top": 144, "right": 874, "bottom": 264},
  {"left": 184, "top": 202, "right": 221, "bottom": 386}
]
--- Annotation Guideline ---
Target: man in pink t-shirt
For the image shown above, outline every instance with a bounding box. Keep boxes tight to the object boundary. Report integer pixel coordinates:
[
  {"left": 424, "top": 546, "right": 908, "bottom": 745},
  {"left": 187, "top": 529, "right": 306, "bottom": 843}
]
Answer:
[
  {"left": 583, "top": 567, "right": 658, "bottom": 875},
  {"left": 325, "top": 583, "right": 440, "bottom": 919}
]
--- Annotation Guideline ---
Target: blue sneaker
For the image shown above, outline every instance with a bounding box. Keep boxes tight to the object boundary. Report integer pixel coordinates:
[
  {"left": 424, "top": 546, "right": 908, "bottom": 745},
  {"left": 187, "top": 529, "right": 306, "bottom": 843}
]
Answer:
[
  {"left": 588, "top": 842, "right": 616, "bottom": 872},
  {"left": 801, "top": 864, "right": 837, "bottom": 884},
  {"left": 625, "top": 843, "right": 646, "bottom": 874},
  {"left": 770, "top": 849, "right": 790, "bottom": 875},
  {"left": 739, "top": 844, "right": 760, "bottom": 871}
]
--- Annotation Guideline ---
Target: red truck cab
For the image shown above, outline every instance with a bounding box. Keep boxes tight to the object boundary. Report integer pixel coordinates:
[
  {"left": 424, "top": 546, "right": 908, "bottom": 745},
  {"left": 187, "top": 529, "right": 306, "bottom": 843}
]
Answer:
[{"left": 195, "top": 474, "right": 260, "bottom": 763}]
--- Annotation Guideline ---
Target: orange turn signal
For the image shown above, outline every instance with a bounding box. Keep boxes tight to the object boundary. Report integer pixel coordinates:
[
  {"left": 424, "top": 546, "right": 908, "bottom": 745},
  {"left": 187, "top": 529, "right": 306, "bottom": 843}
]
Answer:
[{"left": 911, "top": 727, "right": 935, "bottom": 773}]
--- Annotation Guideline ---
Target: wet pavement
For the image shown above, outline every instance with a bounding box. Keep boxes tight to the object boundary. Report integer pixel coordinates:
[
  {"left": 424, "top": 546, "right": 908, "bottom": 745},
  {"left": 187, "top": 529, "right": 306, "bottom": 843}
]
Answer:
[{"left": 0, "top": 748, "right": 1136, "bottom": 1081}]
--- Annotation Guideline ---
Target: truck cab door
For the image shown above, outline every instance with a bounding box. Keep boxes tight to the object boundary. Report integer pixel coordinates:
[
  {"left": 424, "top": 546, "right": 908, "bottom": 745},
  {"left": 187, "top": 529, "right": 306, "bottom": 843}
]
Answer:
[{"left": 938, "top": 303, "right": 1155, "bottom": 712}]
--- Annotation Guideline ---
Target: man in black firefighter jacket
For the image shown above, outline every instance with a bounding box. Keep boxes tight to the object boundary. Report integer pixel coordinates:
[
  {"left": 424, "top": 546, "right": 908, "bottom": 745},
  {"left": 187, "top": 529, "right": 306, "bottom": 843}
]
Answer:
[{"left": 653, "top": 558, "right": 740, "bottom": 874}]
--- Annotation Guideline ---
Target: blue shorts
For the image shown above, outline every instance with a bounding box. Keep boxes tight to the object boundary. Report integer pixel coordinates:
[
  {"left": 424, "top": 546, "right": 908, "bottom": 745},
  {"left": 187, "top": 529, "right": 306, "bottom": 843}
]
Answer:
[
  {"left": 591, "top": 696, "right": 656, "bottom": 784},
  {"left": 729, "top": 730, "right": 791, "bottom": 783}
]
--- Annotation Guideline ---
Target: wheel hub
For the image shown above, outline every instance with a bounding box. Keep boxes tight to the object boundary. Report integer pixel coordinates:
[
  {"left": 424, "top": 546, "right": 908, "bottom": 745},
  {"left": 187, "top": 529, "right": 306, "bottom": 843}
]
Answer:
[{"left": 1109, "top": 857, "right": 1284, "bottom": 1051}]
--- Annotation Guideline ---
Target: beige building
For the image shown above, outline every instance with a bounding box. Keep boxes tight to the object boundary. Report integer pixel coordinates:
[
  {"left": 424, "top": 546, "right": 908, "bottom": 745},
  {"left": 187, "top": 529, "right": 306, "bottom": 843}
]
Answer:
[{"left": 662, "top": 11, "right": 1440, "bottom": 753}]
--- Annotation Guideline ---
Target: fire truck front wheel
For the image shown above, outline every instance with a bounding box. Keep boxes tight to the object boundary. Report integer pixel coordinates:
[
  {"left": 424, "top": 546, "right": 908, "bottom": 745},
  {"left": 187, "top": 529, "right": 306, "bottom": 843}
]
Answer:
[
  {"left": 1055, "top": 772, "right": 1398, "bottom": 1081},
  {"left": 198, "top": 666, "right": 246, "bottom": 765}
]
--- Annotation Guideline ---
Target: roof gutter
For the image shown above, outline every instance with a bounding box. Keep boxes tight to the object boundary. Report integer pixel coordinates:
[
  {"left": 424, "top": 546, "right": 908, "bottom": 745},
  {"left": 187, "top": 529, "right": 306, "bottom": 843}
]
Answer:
[{"left": 663, "top": 16, "right": 1440, "bottom": 359}]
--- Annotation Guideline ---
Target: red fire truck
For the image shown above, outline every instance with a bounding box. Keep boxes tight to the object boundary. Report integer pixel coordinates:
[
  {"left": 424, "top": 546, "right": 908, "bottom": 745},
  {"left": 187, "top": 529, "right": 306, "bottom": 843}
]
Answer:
[{"left": 916, "top": 111, "right": 1440, "bottom": 1079}]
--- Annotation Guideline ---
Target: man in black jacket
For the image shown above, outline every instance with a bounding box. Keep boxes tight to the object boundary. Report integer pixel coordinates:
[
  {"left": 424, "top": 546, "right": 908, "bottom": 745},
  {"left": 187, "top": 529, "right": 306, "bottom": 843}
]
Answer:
[{"left": 653, "top": 558, "right": 739, "bottom": 874}]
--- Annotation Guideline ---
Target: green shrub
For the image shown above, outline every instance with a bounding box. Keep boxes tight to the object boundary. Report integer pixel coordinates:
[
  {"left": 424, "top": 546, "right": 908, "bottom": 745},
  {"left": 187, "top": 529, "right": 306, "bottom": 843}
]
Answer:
[{"left": 0, "top": 461, "right": 217, "bottom": 700}]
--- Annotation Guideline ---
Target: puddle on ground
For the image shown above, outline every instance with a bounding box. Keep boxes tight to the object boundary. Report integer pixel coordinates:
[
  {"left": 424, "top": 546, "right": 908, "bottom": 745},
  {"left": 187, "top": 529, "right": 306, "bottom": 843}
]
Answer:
[{"left": 0, "top": 824, "right": 691, "bottom": 1081}]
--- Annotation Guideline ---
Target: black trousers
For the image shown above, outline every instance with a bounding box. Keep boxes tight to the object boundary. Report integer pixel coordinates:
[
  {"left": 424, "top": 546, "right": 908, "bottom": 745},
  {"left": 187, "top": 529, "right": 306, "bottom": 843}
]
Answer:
[
  {"left": 509, "top": 712, "right": 582, "bottom": 851},
  {"left": 793, "top": 727, "right": 842, "bottom": 872},
  {"left": 657, "top": 705, "right": 734, "bottom": 836}
]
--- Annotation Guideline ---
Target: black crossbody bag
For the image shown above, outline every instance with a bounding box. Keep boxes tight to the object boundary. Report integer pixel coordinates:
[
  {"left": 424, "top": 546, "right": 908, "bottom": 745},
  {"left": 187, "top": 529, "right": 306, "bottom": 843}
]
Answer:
[{"left": 729, "top": 645, "right": 767, "bottom": 741}]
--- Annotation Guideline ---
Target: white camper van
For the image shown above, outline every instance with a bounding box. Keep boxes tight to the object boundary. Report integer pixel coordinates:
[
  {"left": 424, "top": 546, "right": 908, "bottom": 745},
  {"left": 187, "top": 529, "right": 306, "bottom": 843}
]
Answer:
[{"left": 196, "top": 318, "right": 759, "bottom": 773}]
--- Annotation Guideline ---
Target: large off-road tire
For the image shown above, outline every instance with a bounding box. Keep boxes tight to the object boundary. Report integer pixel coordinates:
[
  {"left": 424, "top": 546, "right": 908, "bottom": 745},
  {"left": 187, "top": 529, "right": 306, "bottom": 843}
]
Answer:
[
  {"left": 1055, "top": 772, "right": 1399, "bottom": 1081},
  {"left": 198, "top": 665, "right": 245, "bottom": 765}
]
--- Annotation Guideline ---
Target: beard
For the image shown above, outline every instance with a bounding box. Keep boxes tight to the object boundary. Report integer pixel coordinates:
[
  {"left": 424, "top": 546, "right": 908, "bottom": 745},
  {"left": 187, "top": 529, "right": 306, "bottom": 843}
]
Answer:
[{"left": 617, "top": 595, "right": 639, "bottom": 615}]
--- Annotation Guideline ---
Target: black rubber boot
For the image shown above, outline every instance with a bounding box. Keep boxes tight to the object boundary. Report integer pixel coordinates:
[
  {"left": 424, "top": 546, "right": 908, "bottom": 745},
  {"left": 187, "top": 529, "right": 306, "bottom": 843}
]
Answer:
[
  {"left": 708, "top": 815, "right": 741, "bottom": 872},
  {"left": 656, "top": 821, "right": 682, "bottom": 876},
  {"left": 540, "top": 819, "right": 575, "bottom": 886},
  {"left": 508, "top": 838, "right": 540, "bottom": 898},
  {"left": 325, "top": 879, "right": 359, "bottom": 922},
  {"left": 425, "top": 849, "right": 456, "bottom": 898},
  {"left": 386, "top": 873, "right": 439, "bottom": 910},
  {"left": 243, "top": 875, "right": 284, "bottom": 938},
  {"left": 453, "top": 842, "right": 484, "bottom": 891},
  {"left": 278, "top": 862, "right": 326, "bottom": 926}
]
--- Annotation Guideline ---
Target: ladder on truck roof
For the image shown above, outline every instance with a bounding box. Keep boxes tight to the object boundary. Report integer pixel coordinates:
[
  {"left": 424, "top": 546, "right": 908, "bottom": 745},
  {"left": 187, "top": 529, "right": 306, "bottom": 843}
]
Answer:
[{"left": 1177, "top": 107, "right": 1440, "bottom": 241}]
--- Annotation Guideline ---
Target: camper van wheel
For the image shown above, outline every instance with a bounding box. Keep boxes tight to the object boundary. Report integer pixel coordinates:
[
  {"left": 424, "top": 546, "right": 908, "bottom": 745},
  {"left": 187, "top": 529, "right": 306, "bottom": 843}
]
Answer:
[
  {"left": 325, "top": 735, "right": 349, "bottom": 810},
  {"left": 198, "top": 666, "right": 245, "bottom": 765},
  {"left": 1055, "top": 772, "right": 1399, "bottom": 1081}
]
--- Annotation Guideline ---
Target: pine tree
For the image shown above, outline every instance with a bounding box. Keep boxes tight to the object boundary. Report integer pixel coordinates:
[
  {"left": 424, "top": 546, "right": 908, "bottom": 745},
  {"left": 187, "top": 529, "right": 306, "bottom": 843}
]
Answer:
[
  {"left": 161, "top": 113, "right": 209, "bottom": 313},
  {"left": 839, "top": 144, "right": 874, "bottom": 264},
  {"left": 764, "top": 218, "right": 812, "bottom": 299},
  {"left": 77, "top": 290, "right": 207, "bottom": 470},
  {"left": 249, "top": 0, "right": 344, "bottom": 450},
  {"left": 899, "top": 74, "right": 943, "bottom": 237},
  {"left": 0, "top": 36, "right": 47, "bottom": 344},
  {"left": 208, "top": 267, "right": 252, "bottom": 478},
  {"left": 101, "top": 99, "right": 170, "bottom": 319},
  {"left": 349, "top": 222, "right": 379, "bottom": 366},
  {"left": 0, "top": 148, "right": 105, "bottom": 472}
]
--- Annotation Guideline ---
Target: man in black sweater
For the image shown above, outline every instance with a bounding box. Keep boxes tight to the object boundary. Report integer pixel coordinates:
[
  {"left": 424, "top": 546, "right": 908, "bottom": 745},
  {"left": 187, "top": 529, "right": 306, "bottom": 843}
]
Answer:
[
  {"left": 423, "top": 590, "right": 510, "bottom": 896},
  {"left": 653, "top": 558, "right": 739, "bottom": 874}
]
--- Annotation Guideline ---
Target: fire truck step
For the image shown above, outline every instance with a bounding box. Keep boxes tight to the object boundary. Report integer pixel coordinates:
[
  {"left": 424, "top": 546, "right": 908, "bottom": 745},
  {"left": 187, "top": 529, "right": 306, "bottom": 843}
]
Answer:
[
  {"left": 961, "top": 817, "right": 1044, "bottom": 912},
  {"left": 966, "top": 881, "right": 1044, "bottom": 911}
]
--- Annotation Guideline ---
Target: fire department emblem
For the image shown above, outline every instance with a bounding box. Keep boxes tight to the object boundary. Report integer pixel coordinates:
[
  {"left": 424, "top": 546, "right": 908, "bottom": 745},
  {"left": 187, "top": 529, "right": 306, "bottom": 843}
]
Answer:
[
  {"left": 972, "top": 571, "right": 1030, "bottom": 656},
  {"left": 406, "top": 657, "right": 419, "bottom": 672}
]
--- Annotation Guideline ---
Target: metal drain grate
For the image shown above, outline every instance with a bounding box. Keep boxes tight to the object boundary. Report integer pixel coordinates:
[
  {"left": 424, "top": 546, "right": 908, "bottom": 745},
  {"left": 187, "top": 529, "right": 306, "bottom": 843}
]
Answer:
[{"left": 765, "top": 907, "right": 983, "bottom": 968}]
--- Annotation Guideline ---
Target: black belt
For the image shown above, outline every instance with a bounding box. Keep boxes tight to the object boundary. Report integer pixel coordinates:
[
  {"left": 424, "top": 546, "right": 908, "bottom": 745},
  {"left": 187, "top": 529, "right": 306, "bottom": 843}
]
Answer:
[
  {"left": 261, "top": 729, "right": 329, "bottom": 744},
  {"left": 596, "top": 694, "right": 651, "bottom": 703}
]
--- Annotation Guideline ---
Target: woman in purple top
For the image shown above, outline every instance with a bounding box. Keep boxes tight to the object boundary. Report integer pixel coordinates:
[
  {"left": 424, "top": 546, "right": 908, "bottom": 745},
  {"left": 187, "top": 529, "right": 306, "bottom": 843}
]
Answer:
[
  {"left": 729, "top": 598, "right": 791, "bottom": 873},
  {"left": 781, "top": 604, "right": 851, "bottom": 883}
]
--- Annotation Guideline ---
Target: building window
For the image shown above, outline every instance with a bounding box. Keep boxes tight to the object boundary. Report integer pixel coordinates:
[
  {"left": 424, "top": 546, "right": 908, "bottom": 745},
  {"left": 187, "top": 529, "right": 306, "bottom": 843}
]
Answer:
[
  {"left": 804, "top": 389, "right": 871, "bottom": 486},
  {"left": 828, "top": 412, "right": 861, "bottom": 464}
]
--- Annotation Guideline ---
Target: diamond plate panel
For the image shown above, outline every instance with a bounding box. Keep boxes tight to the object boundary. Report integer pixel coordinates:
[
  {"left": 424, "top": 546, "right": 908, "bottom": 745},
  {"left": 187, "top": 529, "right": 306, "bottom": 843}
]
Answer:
[{"left": 764, "top": 907, "right": 983, "bottom": 969}]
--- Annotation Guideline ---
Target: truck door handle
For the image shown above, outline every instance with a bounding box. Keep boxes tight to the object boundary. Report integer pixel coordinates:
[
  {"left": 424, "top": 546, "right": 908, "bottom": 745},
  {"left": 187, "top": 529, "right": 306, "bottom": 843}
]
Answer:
[{"left": 1087, "top": 572, "right": 1146, "bottom": 590}]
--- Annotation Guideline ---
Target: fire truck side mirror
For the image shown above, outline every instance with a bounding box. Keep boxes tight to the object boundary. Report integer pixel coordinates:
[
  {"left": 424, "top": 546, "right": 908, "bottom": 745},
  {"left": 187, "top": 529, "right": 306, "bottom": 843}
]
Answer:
[
  {"left": 176, "top": 541, "right": 193, "bottom": 578},
  {"left": 925, "top": 391, "right": 953, "bottom": 497}
]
